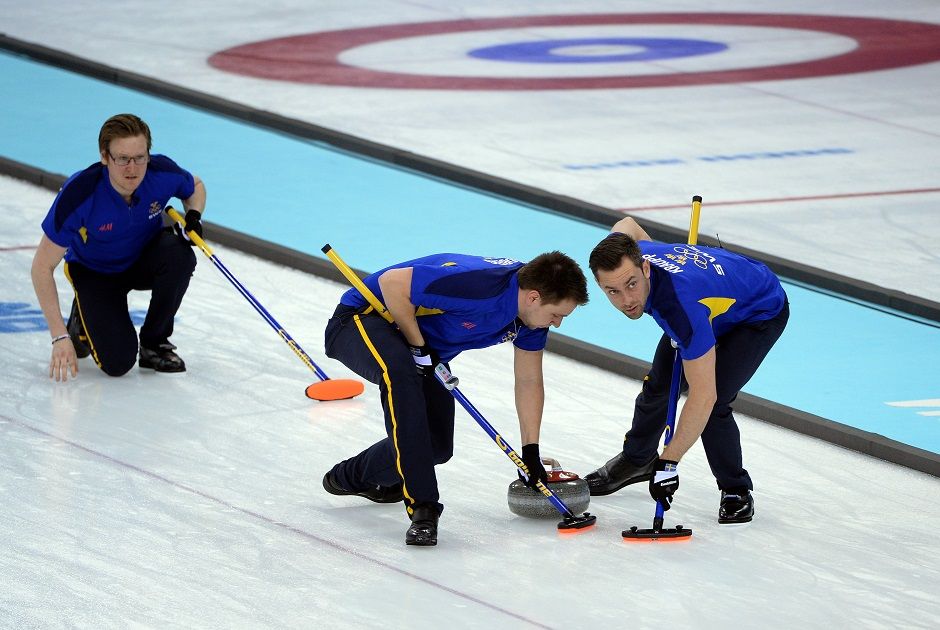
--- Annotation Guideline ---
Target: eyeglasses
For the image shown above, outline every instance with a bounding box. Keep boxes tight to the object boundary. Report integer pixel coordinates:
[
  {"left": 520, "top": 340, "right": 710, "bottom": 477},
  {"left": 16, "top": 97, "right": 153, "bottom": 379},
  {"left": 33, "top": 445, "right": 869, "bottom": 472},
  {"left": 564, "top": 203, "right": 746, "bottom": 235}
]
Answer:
[{"left": 108, "top": 152, "right": 149, "bottom": 166}]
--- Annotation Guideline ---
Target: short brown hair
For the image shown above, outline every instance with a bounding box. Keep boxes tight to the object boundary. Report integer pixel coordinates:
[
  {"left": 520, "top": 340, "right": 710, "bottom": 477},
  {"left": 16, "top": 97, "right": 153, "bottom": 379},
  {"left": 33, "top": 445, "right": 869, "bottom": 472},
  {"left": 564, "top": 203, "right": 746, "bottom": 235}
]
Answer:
[
  {"left": 98, "top": 114, "right": 152, "bottom": 154},
  {"left": 517, "top": 251, "right": 589, "bottom": 305},
  {"left": 589, "top": 233, "right": 643, "bottom": 277}
]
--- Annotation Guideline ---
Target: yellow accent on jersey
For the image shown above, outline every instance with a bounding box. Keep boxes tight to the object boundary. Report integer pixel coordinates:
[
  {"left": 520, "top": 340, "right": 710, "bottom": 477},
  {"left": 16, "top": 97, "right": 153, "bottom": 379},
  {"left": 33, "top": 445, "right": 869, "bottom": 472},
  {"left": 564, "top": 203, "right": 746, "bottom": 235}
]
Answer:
[
  {"left": 698, "top": 297, "right": 737, "bottom": 323},
  {"left": 416, "top": 306, "right": 444, "bottom": 317},
  {"left": 79, "top": 226, "right": 88, "bottom": 243}
]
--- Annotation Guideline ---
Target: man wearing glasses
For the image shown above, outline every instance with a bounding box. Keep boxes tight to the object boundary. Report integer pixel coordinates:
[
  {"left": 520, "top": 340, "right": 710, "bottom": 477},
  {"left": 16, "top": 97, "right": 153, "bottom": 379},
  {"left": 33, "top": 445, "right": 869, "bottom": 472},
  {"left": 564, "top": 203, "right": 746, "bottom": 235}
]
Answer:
[{"left": 31, "top": 113, "right": 207, "bottom": 380}]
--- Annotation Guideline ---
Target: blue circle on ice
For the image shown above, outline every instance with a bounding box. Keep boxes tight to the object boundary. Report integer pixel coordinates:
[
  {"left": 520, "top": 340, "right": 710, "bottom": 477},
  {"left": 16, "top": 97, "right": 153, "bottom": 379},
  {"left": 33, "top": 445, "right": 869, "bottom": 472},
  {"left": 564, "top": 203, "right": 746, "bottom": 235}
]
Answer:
[{"left": 467, "top": 37, "right": 728, "bottom": 63}]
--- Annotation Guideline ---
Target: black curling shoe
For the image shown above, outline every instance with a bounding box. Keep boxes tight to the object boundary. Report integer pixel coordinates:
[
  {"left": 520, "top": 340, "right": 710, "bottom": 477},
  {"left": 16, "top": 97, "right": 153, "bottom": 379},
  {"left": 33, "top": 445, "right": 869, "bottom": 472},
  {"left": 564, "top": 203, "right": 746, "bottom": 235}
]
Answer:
[
  {"left": 322, "top": 471, "right": 404, "bottom": 504},
  {"left": 405, "top": 504, "right": 439, "bottom": 547},
  {"left": 718, "top": 489, "right": 754, "bottom": 524},
  {"left": 139, "top": 343, "right": 186, "bottom": 373},
  {"left": 584, "top": 452, "right": 657, "bottom": 496}
]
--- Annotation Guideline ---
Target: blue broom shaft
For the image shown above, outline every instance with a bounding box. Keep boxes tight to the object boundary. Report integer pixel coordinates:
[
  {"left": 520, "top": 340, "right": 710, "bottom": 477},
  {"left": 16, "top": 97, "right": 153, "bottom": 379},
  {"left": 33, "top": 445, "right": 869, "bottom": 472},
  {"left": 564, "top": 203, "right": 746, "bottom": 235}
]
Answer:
[
  {"left": 167, "top": 205, "right": 332, "bottom": 382},
  {"left": 652, "top": 195, "right": 701, "bottom": 527},
  {"left": 208, "top": 253, "right": 330, "bottom": 382},
  {"left": 448, "top": 384, "right": 576, "bottom": 518},
  {"left": 655, "top": 351, "right": 684, "bottom": 524}
]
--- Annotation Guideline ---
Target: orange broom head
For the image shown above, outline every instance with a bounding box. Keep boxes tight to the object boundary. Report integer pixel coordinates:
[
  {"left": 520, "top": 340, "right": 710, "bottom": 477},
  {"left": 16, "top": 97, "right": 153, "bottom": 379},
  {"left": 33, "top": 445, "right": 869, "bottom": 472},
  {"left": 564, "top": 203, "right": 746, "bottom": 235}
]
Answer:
[
  {"left": 305, "top": 379, "right": 365, "bottom": 401},
  {"left": 558, "top": 522, "right": 596, "bottom": 535},
  {"left": 622, "top": 535, "right": 692, "bottom": 543},
  {"left": 622, "top": 528, "right": 692, "bottom": 543}
]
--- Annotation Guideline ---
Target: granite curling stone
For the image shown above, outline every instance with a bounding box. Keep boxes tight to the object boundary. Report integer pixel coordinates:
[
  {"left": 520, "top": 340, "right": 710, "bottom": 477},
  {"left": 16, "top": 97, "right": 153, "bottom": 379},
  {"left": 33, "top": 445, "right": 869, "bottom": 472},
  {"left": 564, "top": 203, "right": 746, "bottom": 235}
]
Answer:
[{"left": 507, "top": 460, "right": 590, "bottom": 518}]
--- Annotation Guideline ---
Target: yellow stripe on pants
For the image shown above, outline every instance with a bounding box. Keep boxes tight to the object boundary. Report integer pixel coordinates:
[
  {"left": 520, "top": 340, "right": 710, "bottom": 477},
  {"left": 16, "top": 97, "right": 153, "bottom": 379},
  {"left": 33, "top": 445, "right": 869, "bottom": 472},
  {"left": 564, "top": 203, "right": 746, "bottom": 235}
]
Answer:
[
  {"left": 351, "top": 313, "right": 415, "bottom": 507},
  {"left": 63, "top": 262, "right": 101, "bottom": 368}
]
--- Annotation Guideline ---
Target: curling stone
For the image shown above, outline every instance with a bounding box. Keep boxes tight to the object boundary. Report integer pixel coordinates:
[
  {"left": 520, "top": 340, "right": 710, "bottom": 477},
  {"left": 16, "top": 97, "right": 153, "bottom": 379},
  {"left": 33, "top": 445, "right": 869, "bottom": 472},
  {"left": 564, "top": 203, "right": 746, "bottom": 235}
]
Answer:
[{"left": 508, "top": 457, "right": 590, "bottom": 518}]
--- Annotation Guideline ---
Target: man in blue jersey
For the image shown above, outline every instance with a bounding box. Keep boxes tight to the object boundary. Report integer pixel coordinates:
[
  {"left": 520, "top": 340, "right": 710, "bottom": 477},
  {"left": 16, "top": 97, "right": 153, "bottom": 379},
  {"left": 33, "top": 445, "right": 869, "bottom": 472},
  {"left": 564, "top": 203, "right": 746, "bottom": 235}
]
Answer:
[
  {"left": 321, "top": 252, "right": 589, "bottom": 546},
  {"left": 584, "top": 217, "right": 788, "bottom": 524},
  {"left": 31, "top": 113, "right": 206, "bottom": 380}
]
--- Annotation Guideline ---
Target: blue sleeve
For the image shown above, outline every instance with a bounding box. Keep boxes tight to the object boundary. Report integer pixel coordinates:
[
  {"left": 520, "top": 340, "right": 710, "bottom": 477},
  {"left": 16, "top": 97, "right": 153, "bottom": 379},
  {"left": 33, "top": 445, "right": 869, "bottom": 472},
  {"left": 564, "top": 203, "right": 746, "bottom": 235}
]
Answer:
[
  {"left": 678, "top": 305, "right": 717, "bottom": 360},
  {"left": 148, "top": 154, "right": 196, "bottom": 201},
  {"left": 41, "top": 209, "right": 75, "bottom": 248},
  {"left": 513, "top": 327, "right": 548, "bottom": 352},
  {"left": 651, "top": 272, "right": 715, "bottom": 360},
  {"left": 41, "top": 164, "right": 102, "bottom": 247}
]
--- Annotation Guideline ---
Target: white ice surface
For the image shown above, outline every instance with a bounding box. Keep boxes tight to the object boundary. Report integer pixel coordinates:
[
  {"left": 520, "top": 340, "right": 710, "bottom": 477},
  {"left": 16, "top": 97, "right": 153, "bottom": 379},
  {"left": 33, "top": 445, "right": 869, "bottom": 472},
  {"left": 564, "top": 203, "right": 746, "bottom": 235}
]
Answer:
[
  {"left": 2, "top": 0, "right": 937, "bottom": 300},
  {"left": 2, "top": 175, "right": 939, "bottom": 629}
]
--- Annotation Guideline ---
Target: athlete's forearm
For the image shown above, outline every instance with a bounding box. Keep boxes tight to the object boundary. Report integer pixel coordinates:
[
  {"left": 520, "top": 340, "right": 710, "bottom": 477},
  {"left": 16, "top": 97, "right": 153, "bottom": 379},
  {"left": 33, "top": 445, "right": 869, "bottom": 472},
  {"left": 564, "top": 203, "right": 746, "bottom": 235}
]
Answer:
[
  {"left": 662, "top": 390, "right": 713, "bottom": 462},
  {"left": 514, "top": 379, "right": 544, "bottom": 445},
  {"left": 183, "top": 176, "right": 206, "bottom": 213},
  {"left": 661, "top": 348, "right": 717, "bottom": 462},
  {"left": 514, "top": 348, "right": 545, "bottom": 444},
  {"left": 31, "top": 260, "right": 67, "bottom": 338},
  {"left": 31, "top": 237, "right": 69, "bottom": 338}
]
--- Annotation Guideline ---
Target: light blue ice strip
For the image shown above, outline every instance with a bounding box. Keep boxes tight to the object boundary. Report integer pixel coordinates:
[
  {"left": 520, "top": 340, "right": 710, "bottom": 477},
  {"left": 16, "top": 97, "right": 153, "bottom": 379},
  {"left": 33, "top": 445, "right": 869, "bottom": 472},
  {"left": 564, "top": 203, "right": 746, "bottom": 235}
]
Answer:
[{"left": 2, "top": 52, "right": 938, "bottom": 453}]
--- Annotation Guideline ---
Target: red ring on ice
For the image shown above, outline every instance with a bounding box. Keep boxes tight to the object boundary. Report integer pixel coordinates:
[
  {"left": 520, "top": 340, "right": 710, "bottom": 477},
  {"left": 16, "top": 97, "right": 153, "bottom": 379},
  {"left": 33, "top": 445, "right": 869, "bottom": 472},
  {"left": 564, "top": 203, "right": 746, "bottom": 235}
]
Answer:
[{"left": 208, "top": 13, "right": 940, "bottom": 90}]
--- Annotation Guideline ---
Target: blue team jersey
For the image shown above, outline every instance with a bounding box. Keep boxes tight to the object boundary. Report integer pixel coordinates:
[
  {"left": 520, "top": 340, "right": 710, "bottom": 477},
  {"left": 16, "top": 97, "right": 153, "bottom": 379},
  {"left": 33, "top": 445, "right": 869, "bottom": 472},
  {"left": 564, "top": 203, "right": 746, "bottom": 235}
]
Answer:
[
  {"left": 41, "top": 155, "right": 196, "bottom": 273},
  {"left": 639, "top": 241, "right": 786, "bottom": 360},
  {"left": 339, "top": 253, "right": 547, "bottom": 361}
]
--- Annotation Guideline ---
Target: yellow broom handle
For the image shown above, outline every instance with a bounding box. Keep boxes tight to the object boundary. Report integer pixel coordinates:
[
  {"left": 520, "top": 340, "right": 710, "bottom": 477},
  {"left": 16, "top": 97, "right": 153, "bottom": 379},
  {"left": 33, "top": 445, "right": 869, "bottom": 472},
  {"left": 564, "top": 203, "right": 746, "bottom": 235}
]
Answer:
[
  {"left": 321, "top": 244, "right": 394, "bottom": 324},
  {"left": 688, "top": 195, "right": 702, "bottom": 246}
]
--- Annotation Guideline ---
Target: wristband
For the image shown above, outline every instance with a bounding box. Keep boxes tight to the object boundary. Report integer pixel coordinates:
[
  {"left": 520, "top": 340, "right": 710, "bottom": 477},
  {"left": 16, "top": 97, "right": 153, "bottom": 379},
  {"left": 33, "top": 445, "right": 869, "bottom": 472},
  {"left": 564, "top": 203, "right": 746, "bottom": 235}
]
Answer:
[{"left": 51, "top": 334, "right": 70, "bottom": 345}]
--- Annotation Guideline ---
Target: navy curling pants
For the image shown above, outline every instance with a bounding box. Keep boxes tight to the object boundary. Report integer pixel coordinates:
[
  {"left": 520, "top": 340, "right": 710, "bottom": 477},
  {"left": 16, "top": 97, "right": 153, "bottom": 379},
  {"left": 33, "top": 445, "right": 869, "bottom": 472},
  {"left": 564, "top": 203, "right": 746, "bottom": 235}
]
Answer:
[
  {"left": 65, "top": 229, "right": 196, "bottom": 376},
  {"left": 324, "top": 304, "right": 455, "bottom": 514},
  {"left": 622, "top": 301, "right": 790, "bottom": 491}
]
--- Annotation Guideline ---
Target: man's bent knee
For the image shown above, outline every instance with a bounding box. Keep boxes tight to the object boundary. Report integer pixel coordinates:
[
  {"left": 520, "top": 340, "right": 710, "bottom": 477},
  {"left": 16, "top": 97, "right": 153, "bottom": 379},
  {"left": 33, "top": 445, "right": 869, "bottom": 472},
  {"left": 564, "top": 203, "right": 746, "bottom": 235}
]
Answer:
[{"left": 98, "top": 353, "right": 137, "bottom": 377}]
